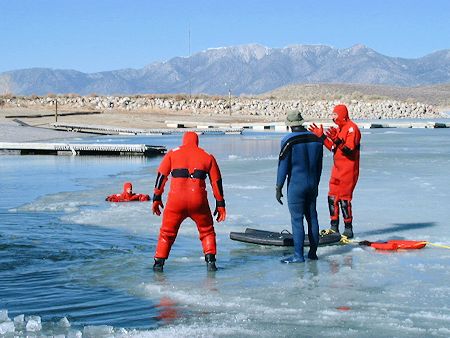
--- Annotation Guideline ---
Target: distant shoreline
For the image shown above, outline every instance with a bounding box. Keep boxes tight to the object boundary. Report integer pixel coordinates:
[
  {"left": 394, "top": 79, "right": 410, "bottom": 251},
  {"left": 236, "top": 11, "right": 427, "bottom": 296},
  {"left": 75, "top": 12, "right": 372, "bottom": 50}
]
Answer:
[
  {"left": 0, "top": 93, "right": 445, "bottom": 124},
  {"left": 1, "top": 116, "right": 449, "bottom": 144},
  {"left": 1, "top": 93, "right": 449, "bottom": 143}
]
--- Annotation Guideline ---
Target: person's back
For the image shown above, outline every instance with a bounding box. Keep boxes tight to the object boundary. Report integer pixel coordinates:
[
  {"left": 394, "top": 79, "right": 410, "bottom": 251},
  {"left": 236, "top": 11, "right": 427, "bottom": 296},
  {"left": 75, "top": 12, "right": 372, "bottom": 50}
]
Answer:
[
  {"left": 152, "top": 132, "right": 226, "bottom": 272},
  {"left": 154, "top": 132, "right": 223, "bottom": 212},
  {"left": 276, "top": 111, "right": 323, "bottom": 263},
  {"left": 278, "top": 129, "right": 323, "bottom": 199},
  {"left": 165, "top": 134, "right": 215, "bottom": 196}
]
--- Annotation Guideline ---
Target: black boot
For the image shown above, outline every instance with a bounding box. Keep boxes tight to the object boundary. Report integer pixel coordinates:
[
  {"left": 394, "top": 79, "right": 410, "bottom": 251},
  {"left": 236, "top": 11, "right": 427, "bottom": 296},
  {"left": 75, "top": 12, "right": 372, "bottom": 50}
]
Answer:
[
  {"left": 307, "top": 251, "right": 318, "bottom": 260},
  {"left": 343, "top": 223, "right": 354, "bottom": 239},
  {"left": 330, "top": 219, "right": 339, "bottom": 234},
  {"left": 153, "top": 258, "right": 165, "bottom": 272},
  {"left": 205, "top": 254, "right": 218, "bottom": 272}
]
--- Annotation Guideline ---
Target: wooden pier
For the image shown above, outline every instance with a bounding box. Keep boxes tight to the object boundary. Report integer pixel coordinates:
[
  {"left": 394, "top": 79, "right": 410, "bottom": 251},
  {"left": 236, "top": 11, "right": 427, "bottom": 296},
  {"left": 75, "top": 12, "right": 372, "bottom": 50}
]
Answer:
[{"left": 0, "top": 142, "right": 166, "bottom": 156}]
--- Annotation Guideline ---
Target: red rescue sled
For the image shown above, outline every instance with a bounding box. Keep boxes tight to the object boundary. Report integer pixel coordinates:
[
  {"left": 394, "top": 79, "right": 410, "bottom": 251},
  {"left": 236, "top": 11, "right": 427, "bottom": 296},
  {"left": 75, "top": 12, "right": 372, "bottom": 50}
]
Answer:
[{"left": 359, "top": 240, "right": 427, "bottom": 251}]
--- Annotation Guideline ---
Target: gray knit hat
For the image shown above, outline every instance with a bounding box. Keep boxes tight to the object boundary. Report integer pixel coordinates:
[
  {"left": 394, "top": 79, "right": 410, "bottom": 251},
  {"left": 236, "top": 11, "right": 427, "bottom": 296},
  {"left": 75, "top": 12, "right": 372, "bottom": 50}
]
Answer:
[{"left": 285, "top": 110, "right": 304, "bottom": 126}]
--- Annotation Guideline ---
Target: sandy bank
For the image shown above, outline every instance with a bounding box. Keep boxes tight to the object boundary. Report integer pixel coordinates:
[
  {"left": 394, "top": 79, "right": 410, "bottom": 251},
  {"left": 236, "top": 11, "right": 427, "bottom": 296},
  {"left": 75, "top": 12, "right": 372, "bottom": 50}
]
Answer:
[{"left": 0, "top": 106, "right": 269, "bottom": 132}]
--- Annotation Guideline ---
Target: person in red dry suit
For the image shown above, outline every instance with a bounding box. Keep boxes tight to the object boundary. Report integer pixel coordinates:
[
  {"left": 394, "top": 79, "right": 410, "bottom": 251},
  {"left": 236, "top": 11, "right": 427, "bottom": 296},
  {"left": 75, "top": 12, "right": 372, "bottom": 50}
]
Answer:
[
  {"left": 105, "top": 182, "right": 150, "bottom": 202},
  {"left": 309, "top": 104, "right": 361, "bottom": 238},
  {"left": 152, "top": 132, "right": 226, "bottom": 272}
]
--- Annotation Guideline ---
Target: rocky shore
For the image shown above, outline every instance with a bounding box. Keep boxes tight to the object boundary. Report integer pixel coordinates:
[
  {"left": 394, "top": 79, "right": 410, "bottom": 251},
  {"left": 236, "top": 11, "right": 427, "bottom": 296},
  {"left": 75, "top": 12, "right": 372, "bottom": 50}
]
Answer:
[{"left": 0, "top": 95, "right": 443, "bottom": 120}]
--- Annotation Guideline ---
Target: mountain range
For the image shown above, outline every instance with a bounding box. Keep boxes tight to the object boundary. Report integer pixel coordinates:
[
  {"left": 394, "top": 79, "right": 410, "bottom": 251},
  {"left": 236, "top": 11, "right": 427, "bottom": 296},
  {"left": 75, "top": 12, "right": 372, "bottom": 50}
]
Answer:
[{"left": 1, "top": 44, "right": 450, "bottom": 96}]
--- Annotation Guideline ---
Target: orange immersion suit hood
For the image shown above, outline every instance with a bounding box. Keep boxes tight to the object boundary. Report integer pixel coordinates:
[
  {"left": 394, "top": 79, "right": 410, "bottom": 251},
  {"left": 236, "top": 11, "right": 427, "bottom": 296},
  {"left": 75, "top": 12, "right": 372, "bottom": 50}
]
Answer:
[
  {"left": 182, "top": 132, "right": 199, "bottom": 146},
  {"left": 333, "top": 104, "right": 349, "bottom": 127}
]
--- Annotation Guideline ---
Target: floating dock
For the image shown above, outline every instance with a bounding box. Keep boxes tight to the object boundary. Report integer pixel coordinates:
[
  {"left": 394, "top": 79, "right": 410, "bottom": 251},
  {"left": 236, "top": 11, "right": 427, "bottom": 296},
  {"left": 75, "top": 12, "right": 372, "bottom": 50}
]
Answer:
[
  {"left": 0, "top": 142, "right": 166, "bottom": 156},
  {"left": 356, "top": 121, "right": 450, "bottom": 129},
  {"left": 47, "top": 121, "right": 450, "bottom": 138},
  {"left": 233, "top": 121, "right": 450, "bottom": 130},
  {"left": 52, "top": 123, "right": 243, "bottom": 135}
]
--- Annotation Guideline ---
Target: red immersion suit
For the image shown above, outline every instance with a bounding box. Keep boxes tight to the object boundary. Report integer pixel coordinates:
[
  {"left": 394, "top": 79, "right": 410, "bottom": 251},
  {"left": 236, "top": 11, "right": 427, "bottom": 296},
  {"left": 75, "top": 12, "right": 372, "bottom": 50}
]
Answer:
[
  {"left": 324, "top": 106, "right": 361, "bottom": 200},
  {"left": 152, "top": 132, "right": 226, "bottom": 259},
  {"left": 105, "top": 182, "right": 150, "bottom": 202},
  {"left": 322, "top": 105, "right": 361, "bottom": 226}
]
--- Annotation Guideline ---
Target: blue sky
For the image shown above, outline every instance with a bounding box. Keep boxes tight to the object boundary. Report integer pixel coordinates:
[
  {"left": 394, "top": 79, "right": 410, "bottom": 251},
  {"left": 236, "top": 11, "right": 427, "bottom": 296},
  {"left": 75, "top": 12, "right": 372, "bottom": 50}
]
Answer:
[{"left": 1, "top": 0, "right": 449, "bottom": 73}]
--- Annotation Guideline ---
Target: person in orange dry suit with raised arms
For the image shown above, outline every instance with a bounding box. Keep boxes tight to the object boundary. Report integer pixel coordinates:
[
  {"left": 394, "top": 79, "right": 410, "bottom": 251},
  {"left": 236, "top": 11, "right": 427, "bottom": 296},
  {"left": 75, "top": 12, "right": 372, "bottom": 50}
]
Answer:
[
  {"left": 309, "top": 104, "right": 361, "bottom": 238},
  {"left": 105, "top": 182, "right": 150, "bottom": 202},
  {"left": 152, "top": 132, "right": 226, "bottom": 272}
]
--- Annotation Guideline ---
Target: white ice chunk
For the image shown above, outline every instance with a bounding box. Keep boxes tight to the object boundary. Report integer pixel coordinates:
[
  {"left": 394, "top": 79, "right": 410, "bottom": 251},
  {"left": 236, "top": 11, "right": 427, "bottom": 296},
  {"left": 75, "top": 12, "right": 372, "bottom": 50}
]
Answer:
[
  {"left": 83, "top": 325, "right": 114, "bottom": 337},
  {"left": 0, "top": 309, "right": 9, "bottom": 322},
  {"left": 25, "top": 315, "right": 42, "bottom": 332},
  {"left": 0, "top": 321, "right": 15, "bottom": 335},
  {"left": 116, "top": 328, "right": 128, "bottom": 336},
  {"left": 67, "top": 330, "right": 83, "bottom": 338},
  {"left": 13, "top": 314, "right": 24, "bottom": 325},
  {"left": 59, "top": 316, "right": 71, "bottom": 328}
]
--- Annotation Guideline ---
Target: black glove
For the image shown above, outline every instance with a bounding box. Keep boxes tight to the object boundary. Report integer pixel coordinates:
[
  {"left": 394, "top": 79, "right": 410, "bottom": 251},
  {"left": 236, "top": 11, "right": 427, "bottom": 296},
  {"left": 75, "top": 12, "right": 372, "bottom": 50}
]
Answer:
[
  {"left": 275, "top": 186, "right": 283, "bottom": 205},
  {"left": 359, "top": 240, "right": 372, "bottom": 246}
]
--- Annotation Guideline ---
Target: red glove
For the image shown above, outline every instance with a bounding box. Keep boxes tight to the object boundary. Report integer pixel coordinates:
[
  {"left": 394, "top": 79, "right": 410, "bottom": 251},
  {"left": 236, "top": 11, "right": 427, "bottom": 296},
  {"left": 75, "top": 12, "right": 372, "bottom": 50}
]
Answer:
[
  {"left": 213, "top": 207, "right": 226, "bottom": 222},
  {"left": 139, "top": 194, "right": 150, "bottom": 201},
  {"left": 152, "top": 200, "right": 164, "bottom": 216},
  {"left": 308, "top": 123, "right": 324, "bottom": 138},
  {"left": 325, "top": 127, "right": 339, "bottom": 142}
]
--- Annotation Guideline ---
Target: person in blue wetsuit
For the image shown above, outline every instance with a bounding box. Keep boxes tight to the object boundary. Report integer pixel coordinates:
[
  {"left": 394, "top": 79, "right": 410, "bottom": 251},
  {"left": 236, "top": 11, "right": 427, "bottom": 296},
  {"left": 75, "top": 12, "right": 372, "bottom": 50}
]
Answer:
[{"left": 276, "top": 111, "right": 323, "bottom": 263}]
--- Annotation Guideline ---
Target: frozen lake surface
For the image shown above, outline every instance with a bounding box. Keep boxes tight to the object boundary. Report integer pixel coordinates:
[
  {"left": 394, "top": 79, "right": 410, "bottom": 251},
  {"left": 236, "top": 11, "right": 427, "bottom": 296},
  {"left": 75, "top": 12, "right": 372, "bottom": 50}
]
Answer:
[{"left": 1, "top": 129, "right": 450, "bottom": 337}]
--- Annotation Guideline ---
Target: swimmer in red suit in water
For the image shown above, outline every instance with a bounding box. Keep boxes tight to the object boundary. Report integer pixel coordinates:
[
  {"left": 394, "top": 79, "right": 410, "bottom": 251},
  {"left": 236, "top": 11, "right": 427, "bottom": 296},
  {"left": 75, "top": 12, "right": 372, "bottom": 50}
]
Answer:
[{"left": 105, "top": 182, "right": 150, "bottom": 202}]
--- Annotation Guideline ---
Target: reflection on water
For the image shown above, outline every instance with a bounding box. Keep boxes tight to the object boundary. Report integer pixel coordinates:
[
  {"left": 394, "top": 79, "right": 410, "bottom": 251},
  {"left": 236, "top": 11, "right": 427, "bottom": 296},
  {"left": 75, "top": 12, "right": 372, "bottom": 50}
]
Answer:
[
  {"left": 156, "top": 297, "right": 179, "bottom": 325},
  {"left": 329, "top": 255, "right": 353, "bottom": 274}
]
